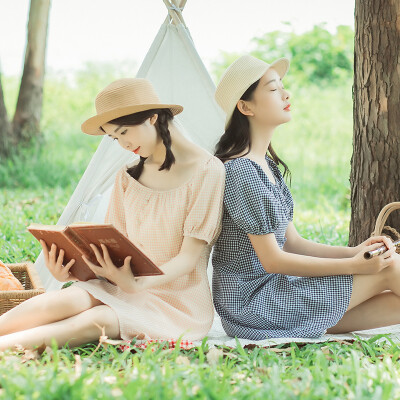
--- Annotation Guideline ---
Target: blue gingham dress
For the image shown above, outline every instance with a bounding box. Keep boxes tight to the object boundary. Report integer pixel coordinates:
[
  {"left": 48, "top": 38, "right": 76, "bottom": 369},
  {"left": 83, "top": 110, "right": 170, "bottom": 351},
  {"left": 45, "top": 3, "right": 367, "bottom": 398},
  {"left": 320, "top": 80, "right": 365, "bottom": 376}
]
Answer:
[{"left": 212, "top": 156, "right": 353, "bottom": 340}]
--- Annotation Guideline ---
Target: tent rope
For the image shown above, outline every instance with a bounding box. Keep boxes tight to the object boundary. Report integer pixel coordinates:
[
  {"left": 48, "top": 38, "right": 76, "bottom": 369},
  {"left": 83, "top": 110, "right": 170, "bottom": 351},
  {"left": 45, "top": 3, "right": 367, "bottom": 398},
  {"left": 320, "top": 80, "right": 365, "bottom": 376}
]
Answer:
[{"left": 163, "top": 0, "right": 187, "bottom": 27}]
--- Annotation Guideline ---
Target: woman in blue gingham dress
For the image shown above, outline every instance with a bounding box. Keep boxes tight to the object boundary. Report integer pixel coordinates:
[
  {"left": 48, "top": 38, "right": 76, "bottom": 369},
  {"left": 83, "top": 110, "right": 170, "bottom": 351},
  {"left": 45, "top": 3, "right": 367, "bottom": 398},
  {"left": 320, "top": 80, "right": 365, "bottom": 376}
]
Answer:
[{"left": 212, "top": 55, "right": 400, "bottom": 340}]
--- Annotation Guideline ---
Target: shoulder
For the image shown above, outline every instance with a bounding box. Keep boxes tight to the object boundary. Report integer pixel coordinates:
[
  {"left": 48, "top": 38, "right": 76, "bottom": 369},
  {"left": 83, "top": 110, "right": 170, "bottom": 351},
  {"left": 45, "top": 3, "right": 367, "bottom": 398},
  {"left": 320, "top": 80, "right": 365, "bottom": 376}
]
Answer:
[
  {"left": 224, "top": 157, "right": 260, "bottom": 181},
  {"left": 196, "top": 154, "right": 225, "bottom": 181},
  {"left": 114, "top": 162, "right": 138, "bottom": 188}
]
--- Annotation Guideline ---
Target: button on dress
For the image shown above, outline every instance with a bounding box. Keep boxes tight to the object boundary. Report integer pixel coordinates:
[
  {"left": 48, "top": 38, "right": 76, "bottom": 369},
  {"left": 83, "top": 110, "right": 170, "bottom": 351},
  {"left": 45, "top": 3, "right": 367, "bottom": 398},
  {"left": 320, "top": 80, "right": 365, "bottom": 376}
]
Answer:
[
  {"left": 212, "top": 156, "right": 353, "bottom": 340},
  {"left": 74, "top": 155, "right": 225, "bottom": 341}
]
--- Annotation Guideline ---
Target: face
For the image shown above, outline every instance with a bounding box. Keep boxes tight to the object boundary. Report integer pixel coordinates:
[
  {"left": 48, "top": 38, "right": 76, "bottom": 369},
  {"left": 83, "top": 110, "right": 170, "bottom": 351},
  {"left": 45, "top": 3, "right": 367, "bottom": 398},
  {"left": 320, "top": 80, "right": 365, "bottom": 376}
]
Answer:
[
  {"left": 101, "top": 115, "right": 160, "bottom": 157},
  {"left": 239, "top": 67, "right": 291, "bottom": 128}
]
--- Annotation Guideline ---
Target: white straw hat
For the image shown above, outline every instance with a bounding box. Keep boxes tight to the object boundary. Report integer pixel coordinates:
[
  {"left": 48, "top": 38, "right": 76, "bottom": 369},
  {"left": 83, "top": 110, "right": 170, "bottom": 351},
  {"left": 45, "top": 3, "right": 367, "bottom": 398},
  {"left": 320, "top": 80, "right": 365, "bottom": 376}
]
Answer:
[
  {"left": 215, "top": 55, "right": 290, "bottom": 129},
  {"left": 82, "top": 78, "right": 183, "bottom": 135}
]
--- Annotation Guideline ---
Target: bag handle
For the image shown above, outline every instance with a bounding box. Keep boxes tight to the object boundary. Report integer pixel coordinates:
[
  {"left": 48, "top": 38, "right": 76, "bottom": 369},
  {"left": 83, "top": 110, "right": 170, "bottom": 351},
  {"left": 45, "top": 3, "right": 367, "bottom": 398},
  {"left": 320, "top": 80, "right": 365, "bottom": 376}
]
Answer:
[{"left": 372, "top": 202, "right": 400, "bottom": 237}]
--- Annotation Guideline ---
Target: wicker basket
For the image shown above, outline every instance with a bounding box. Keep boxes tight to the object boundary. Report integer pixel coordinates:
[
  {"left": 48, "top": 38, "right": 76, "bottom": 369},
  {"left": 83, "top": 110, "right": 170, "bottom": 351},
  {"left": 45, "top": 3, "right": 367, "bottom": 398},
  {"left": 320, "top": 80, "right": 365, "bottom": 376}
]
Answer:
[
  {"left": 372, "top": 202, "right": 400, "bottom": 253},
  {"left": 0, "top": 262, "right": 45, "bottom": 316}
]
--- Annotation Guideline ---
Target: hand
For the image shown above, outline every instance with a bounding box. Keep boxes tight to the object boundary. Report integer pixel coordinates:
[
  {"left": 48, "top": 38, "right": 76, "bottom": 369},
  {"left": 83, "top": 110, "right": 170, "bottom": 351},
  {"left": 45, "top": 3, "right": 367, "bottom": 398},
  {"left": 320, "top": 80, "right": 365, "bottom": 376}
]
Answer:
[
  {"left": 351, "top": 235, "right": 396, "bottom": 275},
  {"left": 40, "top": 240, "right": 79, "bottom": 282},
  {"left": 352, "top": 235, "right": 393, "bottom": 255},
  {"left": 82, "top": 244, "right": 138, "bottom": 293}
]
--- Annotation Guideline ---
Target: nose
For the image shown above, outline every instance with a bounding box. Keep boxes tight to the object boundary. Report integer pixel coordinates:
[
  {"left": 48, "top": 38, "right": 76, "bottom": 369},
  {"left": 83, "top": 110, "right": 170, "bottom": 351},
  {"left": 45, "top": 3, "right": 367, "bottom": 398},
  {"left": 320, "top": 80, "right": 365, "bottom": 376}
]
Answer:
[{"left": 282, "top": 88, "right": 290, "bottom": 100}]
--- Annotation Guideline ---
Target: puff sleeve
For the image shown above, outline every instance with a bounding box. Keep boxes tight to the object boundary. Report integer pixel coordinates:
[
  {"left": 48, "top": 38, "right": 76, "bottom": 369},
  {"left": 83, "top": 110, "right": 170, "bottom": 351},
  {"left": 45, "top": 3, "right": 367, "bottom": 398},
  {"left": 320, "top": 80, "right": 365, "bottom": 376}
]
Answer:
[
  {"left": 224, "top": 158, "right": 280, "bottom": 235},
  {"left": 183, "top": 157, "right": 225, "bottom": 245},
  {"left": 105, "top": 167, "right": 129, "bottom": 237}
]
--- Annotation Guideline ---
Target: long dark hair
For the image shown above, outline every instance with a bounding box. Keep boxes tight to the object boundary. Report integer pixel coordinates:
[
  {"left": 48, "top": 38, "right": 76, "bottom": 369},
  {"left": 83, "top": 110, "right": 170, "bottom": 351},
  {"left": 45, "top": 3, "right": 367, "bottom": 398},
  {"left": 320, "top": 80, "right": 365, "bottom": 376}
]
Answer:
[
  {"left": 106, "top": 108, "right": 174, "bottom": 180},
  {"left": 214, "top": 79, "right": 291, "bottom": 183}
]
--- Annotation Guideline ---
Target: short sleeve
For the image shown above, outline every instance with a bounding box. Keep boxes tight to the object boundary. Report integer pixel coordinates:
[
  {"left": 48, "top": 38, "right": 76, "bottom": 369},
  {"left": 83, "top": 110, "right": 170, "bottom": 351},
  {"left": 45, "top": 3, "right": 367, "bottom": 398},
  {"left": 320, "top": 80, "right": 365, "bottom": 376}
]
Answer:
[
  {"left": 105, "top": 167, "right": 129, "bottom": 237},
  {"left": 183, "top": 157, "right": 225, "bottom": 245},
  {"left": 224, "top": 158, "right": 279, "bottom": 235}
]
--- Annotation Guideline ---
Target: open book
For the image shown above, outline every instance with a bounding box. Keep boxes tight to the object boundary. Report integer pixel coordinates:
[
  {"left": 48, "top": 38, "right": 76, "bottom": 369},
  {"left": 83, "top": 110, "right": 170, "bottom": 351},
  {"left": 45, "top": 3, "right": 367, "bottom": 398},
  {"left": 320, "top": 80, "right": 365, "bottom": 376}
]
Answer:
[{"left": 27, "top": 223, "right": 164, "bottom": 281}]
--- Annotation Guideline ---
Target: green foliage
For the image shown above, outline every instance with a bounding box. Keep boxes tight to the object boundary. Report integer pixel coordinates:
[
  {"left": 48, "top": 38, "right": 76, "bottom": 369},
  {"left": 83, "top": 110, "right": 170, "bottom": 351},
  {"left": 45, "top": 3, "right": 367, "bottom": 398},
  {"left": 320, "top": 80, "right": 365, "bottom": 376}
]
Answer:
[{"left": 211, "top": 23, "right": 354, "bottom": 86}]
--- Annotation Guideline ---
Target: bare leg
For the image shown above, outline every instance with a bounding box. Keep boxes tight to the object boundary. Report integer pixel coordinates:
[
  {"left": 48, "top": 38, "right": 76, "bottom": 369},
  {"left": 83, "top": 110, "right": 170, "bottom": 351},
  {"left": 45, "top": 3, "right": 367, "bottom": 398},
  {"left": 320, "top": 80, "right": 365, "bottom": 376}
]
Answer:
[
  {"left": 0, "top": 304, "right": 120, "bottom": 350},
  {"left": 327, "top": 291, "right": 400, "bottom": 333},
  {"left": 326, "top": 258, "right": 400, "bottom": 333},
  {"left": 0, "top": 285, "right": 102, "bottom": 336},
  {"left": 345, "top": 256, "right": 400, "bottom": 311}
]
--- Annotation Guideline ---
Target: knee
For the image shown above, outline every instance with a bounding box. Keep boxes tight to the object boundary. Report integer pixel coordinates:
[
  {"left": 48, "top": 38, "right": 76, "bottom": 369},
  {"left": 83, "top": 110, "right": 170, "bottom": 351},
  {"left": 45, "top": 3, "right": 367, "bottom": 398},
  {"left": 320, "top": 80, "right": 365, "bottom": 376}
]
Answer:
[
  {"left": 381, "top": 256, "right": 400, "bottom": 287},
  {"left": 45, "top": 285, "right": 98, "bottom": 314},
  {"left": 74, "top": 306, "right": 120, "bottom": 339}
]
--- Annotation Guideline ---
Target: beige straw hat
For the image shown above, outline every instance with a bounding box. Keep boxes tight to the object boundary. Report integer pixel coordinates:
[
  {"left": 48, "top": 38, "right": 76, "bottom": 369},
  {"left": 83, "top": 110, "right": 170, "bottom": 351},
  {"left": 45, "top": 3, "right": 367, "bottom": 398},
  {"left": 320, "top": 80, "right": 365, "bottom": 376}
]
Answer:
[
  {"left": 215, "top": 55, "right": 290, "bottom": 128},
  {"left": 81, "top": 78, "right": 184, "bottom": 135}
]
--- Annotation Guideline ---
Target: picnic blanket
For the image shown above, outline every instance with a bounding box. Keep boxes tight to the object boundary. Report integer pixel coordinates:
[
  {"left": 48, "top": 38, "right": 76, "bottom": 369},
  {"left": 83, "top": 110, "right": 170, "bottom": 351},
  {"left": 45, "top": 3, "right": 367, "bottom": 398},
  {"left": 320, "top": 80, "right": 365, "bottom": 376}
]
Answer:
[{"left": 127, "top": 314, "right": 400, "bottom": 350}]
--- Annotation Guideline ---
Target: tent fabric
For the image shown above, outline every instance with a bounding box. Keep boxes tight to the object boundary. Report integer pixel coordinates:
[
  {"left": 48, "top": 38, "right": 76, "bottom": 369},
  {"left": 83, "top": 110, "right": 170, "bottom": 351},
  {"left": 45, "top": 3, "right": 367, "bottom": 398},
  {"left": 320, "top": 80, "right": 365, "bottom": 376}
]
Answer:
[{"left": 35, "top": 16, "right": 225, "bottom": 291}]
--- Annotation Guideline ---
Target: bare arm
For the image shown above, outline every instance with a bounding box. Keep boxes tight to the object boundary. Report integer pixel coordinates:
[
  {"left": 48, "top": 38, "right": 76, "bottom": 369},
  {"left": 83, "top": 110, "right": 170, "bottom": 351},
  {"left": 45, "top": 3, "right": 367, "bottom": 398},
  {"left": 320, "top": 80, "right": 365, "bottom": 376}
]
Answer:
[
  {"left": 282, "top": 222, "right": 356, "bottom": 258},
  {"left": 83, "top": 236, "right": 207, "bottom": 293},
  {"left": 131, "top": 236, "right": 206, "bottom": 292},
  {"left": 249, "top": 231, "right": 395, "bottom": 277}
]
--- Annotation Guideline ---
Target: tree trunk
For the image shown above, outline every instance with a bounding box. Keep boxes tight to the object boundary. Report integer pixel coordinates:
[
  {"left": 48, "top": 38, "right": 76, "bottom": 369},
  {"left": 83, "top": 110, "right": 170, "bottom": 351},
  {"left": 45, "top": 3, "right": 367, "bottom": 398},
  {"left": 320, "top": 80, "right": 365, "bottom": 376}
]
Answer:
[
  {"left": 0, "top": 71, "right": 13, "bottom": 159},
  {"left": 13, "top": 0, "right": 50, "bottom": 144},
  {"left": 349, "top": 0, "right": 400, "bottom": 245}
]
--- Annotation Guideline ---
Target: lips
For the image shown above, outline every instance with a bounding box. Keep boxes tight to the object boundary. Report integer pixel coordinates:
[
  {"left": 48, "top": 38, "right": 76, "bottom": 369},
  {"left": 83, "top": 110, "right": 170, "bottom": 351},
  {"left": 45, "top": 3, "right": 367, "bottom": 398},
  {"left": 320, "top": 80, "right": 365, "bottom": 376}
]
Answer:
[
  {"left": 133, "top": 146, "right": 140, "bottom": 154},
  {"left": 284, "top": 104, "right": 291, "bottom": 111}
]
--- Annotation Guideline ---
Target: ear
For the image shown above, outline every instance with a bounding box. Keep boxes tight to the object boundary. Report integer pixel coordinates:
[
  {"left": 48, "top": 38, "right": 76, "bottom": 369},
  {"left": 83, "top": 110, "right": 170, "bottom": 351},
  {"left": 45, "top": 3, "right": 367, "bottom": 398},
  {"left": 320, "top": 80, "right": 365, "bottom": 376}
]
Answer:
[
  {"left": 149, "top": 114, "right": 158, "bottom": 125},
  {"left": 236, "top": 100, "right": 255, "bottom": 117}
]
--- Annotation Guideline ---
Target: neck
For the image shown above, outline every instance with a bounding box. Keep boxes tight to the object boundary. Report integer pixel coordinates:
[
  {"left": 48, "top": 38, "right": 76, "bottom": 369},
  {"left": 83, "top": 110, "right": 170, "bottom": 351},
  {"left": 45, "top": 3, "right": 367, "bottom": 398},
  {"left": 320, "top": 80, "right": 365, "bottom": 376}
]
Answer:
[
  {"left": 147, "top": 121, "right": 192, "bottom": 166},
  {"left": 247, "top": 120, "right": 275, "bottom": 161}
]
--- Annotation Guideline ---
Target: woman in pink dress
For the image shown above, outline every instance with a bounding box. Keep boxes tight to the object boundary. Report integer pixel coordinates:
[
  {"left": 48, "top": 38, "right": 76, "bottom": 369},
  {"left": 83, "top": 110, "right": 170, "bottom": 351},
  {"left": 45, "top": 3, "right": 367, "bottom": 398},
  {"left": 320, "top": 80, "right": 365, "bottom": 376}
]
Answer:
[{"left": 0, "top": 78, "right": 225, "bottom": 350}]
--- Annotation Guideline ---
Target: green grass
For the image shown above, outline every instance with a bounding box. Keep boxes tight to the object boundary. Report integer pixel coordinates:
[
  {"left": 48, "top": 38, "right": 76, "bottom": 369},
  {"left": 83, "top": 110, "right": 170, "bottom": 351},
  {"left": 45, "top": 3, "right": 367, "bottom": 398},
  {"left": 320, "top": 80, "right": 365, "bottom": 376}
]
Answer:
[
  {"left": 1, "top": 70, "right": 389, "bottom": 399},
  {"left": 1, "top": 336, "right": 400, "bottom": 399}
]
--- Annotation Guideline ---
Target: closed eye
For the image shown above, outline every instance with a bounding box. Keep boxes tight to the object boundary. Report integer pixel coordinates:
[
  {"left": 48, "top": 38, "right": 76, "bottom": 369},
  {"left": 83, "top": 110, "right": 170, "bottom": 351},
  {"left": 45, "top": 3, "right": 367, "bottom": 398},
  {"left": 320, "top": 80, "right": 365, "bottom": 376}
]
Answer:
[{"left": 120, "top": 129, "right": 127, "bottom": 135}]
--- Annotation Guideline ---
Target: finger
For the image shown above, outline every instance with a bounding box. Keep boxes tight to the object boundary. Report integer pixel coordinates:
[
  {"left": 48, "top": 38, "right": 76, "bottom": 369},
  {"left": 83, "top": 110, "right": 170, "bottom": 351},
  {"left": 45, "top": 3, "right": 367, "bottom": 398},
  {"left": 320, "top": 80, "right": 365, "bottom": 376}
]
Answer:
[
  {"left": 40, "top": 240, "right": 49, "bottom": 264},
  {"left": 384, "top": 247, "right": 396, "bottom": 258},
  {"left": 64, "top": 258, "right": 75, "bottom": 272},
  {"left": 90, "top": 244, "right": 106, "bottom": 267},
  {"left": 369, "top": 236, "right": 389, "bottom": 247},
  {"left": 366, "top": 242, "right": 386, "bottom": 251},
  {"left": 56, "top": 249, "right": 65, "bottom": 268},
  {"left": 122, "top": 256, "right": 132, "bottom": 271},
  {"left": 82, "top": 255, "right": 103, "bottom": 274},
  {"left": 49, "top": 243, "right": 57, "bottom": 261},
  {"left": 64, "top": 259, "right": 79, "bottom": 281},
  {"left": 100, "top": 244, "right": 113, "bottom": 265},
  {"left": 381, "top": 236, "right": 393, "bottom": 250}
]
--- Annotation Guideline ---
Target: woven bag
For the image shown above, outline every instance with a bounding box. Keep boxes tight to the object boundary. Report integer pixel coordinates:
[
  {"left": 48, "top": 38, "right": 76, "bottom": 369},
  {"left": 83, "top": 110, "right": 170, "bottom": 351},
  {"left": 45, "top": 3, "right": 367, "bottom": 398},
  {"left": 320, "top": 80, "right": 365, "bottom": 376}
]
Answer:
[{"left": 371, "top": 202, "right": 400, "bottom": 253}]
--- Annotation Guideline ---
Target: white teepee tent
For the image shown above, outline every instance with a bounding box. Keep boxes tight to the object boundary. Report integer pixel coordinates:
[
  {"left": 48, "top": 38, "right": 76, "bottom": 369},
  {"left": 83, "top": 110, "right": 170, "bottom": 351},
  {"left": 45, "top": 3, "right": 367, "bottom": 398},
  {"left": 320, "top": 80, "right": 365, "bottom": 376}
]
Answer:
[{"left": 35, "top": 0, "right": 225, "bottom": 290}]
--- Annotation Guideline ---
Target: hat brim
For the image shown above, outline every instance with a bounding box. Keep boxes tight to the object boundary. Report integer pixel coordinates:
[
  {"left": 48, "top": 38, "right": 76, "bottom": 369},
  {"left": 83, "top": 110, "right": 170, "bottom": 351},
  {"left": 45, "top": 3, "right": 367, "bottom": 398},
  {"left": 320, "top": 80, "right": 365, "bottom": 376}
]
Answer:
[
  {"left": 81, "top": 103, "right": 184, "bottom": 135},
  {"left": 224, "top": 57, "right": 290, "bottom": 129}
]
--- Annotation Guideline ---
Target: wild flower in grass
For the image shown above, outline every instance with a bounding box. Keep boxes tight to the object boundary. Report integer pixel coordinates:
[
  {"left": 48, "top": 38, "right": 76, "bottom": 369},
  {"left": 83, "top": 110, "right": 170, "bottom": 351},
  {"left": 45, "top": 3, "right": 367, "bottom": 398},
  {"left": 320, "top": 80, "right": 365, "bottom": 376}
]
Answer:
[
  {"left": 175, "top": 355, "right": 190, "bottom": 366},
  {"left": 104, "top": 376, "right": 117, "bottom": 384},
  {"left": 111, "top": 388, "right": 123, "bottom": 397},
  {"left": 74, "top": 354, "right": 82, "bottom": 378},
  {"left": 206, "top": 347, "right": 223, "bottom": 364}
]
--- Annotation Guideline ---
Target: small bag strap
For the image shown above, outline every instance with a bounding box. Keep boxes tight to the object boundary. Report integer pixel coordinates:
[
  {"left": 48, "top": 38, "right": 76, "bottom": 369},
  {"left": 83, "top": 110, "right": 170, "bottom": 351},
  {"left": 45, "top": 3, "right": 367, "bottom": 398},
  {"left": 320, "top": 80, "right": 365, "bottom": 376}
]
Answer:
[{"left": 372, "top": 202, "right": 400, "bottom": 236}]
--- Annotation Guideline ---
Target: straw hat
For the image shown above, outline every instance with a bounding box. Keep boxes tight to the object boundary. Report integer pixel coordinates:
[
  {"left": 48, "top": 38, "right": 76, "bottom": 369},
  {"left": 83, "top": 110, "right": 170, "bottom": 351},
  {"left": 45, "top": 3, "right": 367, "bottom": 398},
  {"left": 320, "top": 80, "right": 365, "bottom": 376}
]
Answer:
[
  {"left": 215, "top": 55, "right": 290, "bottom": 128},
  {"left": 81, "top": 78, "right": 184, "bottom": 135}
]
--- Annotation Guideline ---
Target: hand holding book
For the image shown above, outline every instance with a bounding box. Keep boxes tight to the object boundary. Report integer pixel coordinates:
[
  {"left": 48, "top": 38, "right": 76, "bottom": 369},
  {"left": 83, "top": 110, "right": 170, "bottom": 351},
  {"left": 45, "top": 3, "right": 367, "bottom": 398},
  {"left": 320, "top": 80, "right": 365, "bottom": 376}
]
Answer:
[
  {"left": 40, "top": 241, "right": 80, "bottom": 282},
  {"left": 28, "top": 223, "right": 164, "bottom": 283},
  {"left": 82, "top": 243, "right": 139, "bottom": 293}
]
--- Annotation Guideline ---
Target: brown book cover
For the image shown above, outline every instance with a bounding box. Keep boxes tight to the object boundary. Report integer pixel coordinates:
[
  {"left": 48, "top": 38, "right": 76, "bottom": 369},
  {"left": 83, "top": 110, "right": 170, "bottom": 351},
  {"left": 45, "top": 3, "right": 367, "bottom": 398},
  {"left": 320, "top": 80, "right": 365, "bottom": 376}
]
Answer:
[{"left": 27, "top": 223, "right": 164, "bottom": 282}]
